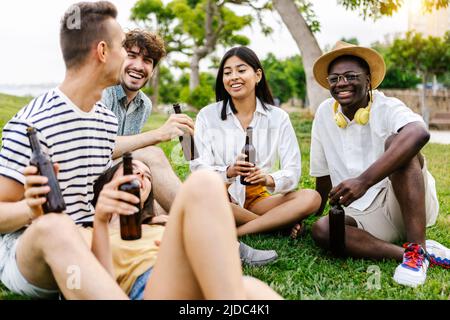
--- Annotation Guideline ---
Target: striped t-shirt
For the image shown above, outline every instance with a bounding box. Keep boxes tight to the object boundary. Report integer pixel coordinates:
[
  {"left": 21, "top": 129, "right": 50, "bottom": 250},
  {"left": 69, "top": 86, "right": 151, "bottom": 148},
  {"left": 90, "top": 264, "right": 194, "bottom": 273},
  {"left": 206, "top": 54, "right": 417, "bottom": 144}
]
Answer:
[{"left": 0, "top": 88, "right": 118, "bottom": 224}]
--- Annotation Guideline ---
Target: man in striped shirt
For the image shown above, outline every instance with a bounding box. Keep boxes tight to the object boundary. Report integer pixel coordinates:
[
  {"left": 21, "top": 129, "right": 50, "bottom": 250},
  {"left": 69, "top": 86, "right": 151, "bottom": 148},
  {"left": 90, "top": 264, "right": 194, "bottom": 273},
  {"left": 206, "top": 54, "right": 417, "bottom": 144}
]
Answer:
[{"left": 0, "top": 2, "right": 128, "bottom": 299}]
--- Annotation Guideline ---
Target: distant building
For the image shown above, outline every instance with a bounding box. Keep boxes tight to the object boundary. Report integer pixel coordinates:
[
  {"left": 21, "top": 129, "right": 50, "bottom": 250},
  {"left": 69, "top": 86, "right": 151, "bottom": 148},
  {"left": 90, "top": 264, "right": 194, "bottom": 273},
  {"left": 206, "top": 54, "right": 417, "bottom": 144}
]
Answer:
[{"left": 408, "top": 4, "right": 450, "bottom": 37}]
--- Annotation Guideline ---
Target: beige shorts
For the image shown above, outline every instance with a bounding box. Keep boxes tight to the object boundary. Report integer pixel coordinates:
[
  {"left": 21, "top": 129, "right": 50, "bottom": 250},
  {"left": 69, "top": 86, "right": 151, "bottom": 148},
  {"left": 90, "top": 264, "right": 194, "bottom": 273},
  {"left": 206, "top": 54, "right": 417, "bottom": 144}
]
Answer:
[{"left": 344, "top": 163, "right": 439, "bottom": 243}]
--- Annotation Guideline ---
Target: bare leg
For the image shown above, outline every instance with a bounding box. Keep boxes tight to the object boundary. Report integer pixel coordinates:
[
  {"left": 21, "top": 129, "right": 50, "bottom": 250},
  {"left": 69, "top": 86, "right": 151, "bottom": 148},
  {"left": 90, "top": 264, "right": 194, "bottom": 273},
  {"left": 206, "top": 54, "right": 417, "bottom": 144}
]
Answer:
[
  {"left": 230, "top": 203, "right": 260, "bottom": 226},
  {"left": 387, "top": 143, "right": 427, "bottom": 247},
  {"left": 144, "top": 171, "right": 246, "bottom": 299},
  {"left": 16, "top": 214, "right": 127, "bottom": 299},
  {"left": 242, "top": 277, "right": 283, "bottom": 300},
  {"left": 133, "top": 146, "right": 181, "bottom": 213},
  {"left": 236, "top": 189, "right": 321, "bottom": 237},
  {"left": 311, "top": 215, "right": 404, "bottom": 261}
]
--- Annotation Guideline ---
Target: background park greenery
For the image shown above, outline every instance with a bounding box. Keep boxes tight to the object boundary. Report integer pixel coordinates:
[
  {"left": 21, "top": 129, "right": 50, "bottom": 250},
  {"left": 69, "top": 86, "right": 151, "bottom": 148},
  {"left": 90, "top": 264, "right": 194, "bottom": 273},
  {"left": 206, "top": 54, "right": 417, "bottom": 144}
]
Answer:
[
  {"left": 129, "top": 0, "right": 449, "bottom": 115},
  {"left": 0, "top": 0, "right": 449, "bottom": 300},
  {"left": 0, "top": 92, "right": 448, "bottom": 300}
]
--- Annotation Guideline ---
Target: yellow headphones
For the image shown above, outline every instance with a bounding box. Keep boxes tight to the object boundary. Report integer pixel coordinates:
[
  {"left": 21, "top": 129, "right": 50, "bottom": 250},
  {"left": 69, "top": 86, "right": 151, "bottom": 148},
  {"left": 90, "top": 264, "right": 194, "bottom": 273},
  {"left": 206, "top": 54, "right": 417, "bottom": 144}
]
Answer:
[{"left": 333, "top": 99, "right": 372, "bottom": 129}]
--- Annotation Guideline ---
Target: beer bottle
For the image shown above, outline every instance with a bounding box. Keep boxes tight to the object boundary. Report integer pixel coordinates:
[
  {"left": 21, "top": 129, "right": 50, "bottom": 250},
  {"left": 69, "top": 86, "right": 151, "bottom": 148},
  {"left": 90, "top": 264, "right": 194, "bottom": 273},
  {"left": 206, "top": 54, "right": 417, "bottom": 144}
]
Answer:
[
  {"left": 173, "top": 103, "right": 198, "bottom": 161},
  {"left": 240, "top": 126, "right": 256, "bottom": 186},
  {"left": 27, "top": 126, "right": 66, "bottom": 213},
  {"left": 119, "top": 152, "right": 142, "bottom": 240},
  {"left": 329, "top": 203, "right": 346, "bottom": 256}
]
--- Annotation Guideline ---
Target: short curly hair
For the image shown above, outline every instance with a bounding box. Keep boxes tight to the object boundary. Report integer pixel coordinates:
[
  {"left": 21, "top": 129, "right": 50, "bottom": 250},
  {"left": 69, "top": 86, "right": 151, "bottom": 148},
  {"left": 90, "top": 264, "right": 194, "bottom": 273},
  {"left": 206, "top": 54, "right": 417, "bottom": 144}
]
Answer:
[{"left": 123, "top": 29, "right": 166, "bottom": 66}]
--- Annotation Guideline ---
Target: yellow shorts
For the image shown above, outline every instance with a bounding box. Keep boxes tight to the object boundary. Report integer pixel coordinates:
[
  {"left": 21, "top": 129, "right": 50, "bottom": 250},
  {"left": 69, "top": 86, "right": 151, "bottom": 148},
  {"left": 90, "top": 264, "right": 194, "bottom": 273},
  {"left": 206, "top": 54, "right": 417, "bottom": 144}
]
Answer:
[
  {"left": 244, "top": 184, "right": 271, "bottom": 210},
  {"left": 77, "top": 224, "right": 164, "bottom": 295}
]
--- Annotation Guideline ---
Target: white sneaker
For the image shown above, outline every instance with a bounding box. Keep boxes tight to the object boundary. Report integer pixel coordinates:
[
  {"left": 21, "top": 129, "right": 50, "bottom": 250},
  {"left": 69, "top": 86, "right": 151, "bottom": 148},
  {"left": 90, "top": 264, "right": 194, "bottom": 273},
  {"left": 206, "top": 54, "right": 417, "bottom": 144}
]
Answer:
[
  {"left": 426, "top": 239, "right": 450, "bottom": 269},
  {"left": 393, "top": 243, "right": 429, "bottom": 288}
]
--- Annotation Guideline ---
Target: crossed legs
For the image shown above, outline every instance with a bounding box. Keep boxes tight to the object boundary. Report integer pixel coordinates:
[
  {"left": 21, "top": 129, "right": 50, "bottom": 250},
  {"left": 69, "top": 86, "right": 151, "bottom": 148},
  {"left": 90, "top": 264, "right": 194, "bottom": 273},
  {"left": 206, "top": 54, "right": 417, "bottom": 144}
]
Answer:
[
  {"left": 234, "top": 189, "right": 321, "bottom": 238},
  {"left": 311, "top": 134, "right": 428, "bottom": 260}
]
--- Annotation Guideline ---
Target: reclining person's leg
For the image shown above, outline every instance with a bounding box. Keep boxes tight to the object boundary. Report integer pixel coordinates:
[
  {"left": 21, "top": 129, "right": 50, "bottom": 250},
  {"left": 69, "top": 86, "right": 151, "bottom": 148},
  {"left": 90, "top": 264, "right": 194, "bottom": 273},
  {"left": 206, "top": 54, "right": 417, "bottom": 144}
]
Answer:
[
  {"left": 15, "top": 213, "right": 127, "bottom": 299},
  {"left": 242, "top": 277, "right": 282, "bottom": 300},
  {"left": 144, "top": 170, "right": 246, "bottom": 299}
]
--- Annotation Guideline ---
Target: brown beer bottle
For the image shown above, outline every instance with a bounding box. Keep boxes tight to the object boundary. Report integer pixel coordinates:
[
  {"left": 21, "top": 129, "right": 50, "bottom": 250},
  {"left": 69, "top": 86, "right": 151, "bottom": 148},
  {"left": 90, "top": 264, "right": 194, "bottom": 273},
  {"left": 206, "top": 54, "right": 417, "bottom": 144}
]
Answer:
[
  {"left": 27, "top": 126, "right": 66, "bottom": 213},
  {"left": 240, "top": 126, "right": 256, "bottom": 185},
  {"left": 173, "top": 103, "right": 198, "bottom": 161},
  {"left": 328, "top": 203, "right": 346, "bottom": 256},
  {"left": 119, "top": 152, "right": 142, "bottom": 240}
]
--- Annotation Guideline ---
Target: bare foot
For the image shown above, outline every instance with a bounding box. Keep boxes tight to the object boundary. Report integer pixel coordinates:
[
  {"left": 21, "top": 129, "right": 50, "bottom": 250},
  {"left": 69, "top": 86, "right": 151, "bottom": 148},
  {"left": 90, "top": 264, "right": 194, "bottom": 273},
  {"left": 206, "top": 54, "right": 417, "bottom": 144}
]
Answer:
[{"left": 290, "top": 222, "right": 305, "bottom": 240}]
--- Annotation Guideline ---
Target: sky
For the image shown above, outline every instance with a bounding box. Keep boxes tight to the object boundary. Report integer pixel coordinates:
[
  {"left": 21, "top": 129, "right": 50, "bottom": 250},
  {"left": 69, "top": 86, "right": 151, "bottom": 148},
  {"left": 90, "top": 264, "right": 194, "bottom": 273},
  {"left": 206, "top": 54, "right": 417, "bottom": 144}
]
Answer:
[{"left": 0, "top": 0, "right": 410, "bottom": 85}]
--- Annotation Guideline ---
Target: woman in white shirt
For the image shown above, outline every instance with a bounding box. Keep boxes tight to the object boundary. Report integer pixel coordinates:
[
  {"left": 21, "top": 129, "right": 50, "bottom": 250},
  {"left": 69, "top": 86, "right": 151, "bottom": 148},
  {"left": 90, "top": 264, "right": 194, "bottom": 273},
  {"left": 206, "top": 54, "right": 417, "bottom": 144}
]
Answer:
[{"left": 191, "top": 46, "right": 321, "bottom": 239}]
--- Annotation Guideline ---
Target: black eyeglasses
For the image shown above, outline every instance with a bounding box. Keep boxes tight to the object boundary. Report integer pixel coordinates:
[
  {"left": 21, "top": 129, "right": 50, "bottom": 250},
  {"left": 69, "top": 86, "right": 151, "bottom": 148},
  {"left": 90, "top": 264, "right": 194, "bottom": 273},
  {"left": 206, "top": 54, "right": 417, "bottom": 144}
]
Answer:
[{"left": 326, "top": 72, "right": 365, "bottom": 85}]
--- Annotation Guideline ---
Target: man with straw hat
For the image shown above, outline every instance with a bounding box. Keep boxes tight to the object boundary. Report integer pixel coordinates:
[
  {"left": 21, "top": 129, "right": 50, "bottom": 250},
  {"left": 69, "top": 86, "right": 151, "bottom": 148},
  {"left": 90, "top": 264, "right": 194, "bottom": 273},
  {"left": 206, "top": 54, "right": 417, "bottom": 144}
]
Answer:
[{"left": 309, "top": 41, "right": 448, "bottom": 287}]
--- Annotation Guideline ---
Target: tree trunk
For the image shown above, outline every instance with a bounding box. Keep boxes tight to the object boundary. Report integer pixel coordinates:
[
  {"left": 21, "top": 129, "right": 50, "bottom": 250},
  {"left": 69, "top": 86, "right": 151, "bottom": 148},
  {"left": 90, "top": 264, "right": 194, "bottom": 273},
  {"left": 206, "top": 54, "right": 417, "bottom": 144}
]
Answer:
[
  {"left": 272, "top": 0, "right": 329, "bottom": 113},
  {"left": 150, "top": 65, "right": 160, "bottom": 107},
  {"left": 421, "top": 73, "right": 430, "bottom": 128},
  {"left": 189, "top": 0, "right": 222, "bottom": 92},
  {"left": 189, "top": 53, "right": 201, "bottom": 91}
]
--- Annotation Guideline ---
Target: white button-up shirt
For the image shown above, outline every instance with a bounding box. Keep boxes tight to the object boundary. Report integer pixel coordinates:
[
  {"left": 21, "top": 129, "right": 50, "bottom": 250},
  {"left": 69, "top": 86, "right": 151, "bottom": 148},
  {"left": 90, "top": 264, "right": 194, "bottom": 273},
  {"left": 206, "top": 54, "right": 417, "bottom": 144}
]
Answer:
[
  {"left": 310, "top": 90, "right": 426, "bottom": 211},
  {"left": 191, "top": 99, "right": 301, "bottom": 208}
]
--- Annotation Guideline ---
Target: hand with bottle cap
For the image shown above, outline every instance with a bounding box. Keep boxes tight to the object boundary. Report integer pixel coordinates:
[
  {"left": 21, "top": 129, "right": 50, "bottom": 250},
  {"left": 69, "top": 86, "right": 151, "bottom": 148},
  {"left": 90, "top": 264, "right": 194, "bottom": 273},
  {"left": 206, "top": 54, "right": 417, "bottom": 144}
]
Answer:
[
  {"left": 94, "top": 174, "right": 141, "bottom": 224},
  {"left": 226, "top": 153, "right": 256, "bottom": 179},
  {"left": 157, "top": 113, "right": 195, "bottom": 142},
  {"left": 23, "top": 163, "right": 60, "bottom": 220},
  {"left": 328, "top": 176, "right": 369, "bottom": 207}
]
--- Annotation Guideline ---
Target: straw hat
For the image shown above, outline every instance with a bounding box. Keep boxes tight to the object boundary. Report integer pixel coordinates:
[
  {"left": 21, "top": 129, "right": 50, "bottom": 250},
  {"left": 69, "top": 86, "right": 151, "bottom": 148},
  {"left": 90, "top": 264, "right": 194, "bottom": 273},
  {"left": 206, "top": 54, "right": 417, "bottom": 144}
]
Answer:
[{"left": 313, "top": 41, "right": 386, "bottom": 89}]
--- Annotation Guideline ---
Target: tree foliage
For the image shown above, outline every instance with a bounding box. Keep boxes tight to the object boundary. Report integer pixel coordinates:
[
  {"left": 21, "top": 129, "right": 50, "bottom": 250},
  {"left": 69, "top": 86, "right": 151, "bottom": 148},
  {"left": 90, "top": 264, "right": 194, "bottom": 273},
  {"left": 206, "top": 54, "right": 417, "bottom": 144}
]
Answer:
[
  {"left": 179, "top": 72, "right": 216, "bottom": 108},
  {"left": 262, "top": 53, "right": 306, "bottom": 103},
  {"left": 387, "top": 31, "right": 450, "bottom": 82},
  {"left": 385, "top": 31, "right": 450, "bottom": 125},
  {"left": 338, "top": 0, "right": 449, "bottom": 19},
  {"left": 370, "top": 41, "right": 421, "bottom": 89},
  {"left": 131, "top": 0, "right": 190, "bottom": 55}
]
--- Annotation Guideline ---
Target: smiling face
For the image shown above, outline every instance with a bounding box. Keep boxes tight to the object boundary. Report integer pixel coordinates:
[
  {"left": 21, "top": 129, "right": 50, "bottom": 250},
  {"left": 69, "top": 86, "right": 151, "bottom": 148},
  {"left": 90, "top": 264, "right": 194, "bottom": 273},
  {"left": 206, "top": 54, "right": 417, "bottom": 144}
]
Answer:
[
  {"left": 120, "top": 45, "right": 154, "bottom": 92},
  {"left": 222, "top": 55, "right": 262, "bottom": 102},
  {"left": 328, "top": 56, "right": 370, "bottom": 109},
  {"left": 113, "top": 159, "right": 152, "bottom": 206}
]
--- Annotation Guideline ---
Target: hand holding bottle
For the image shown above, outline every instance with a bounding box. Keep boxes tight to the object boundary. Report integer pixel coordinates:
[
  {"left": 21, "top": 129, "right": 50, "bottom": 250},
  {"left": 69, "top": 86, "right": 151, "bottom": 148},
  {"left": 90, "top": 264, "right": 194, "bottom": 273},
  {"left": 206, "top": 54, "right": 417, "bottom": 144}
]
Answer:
[
  {"left": 226, "top": 153, "right": 255, "bottom": 179},
  {"left": 94, "top": 174, "right": 140, "bottom": 225},
  {"left": 243, "top": 167, "right": 274, "bottom": 187},
  {"left": 23, "top": 163, "right": 62, "bottom": 220},
  {"left": 157, "top": 113, "right": 195, "bottom": 142}
]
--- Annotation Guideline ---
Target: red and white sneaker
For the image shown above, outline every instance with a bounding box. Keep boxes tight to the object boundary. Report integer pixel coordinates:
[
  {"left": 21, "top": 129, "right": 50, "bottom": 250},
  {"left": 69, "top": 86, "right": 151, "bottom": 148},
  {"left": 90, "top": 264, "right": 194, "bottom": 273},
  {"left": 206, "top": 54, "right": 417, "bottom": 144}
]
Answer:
[{"left": 393, "top": 243, "right": 429, "bottom": 288}]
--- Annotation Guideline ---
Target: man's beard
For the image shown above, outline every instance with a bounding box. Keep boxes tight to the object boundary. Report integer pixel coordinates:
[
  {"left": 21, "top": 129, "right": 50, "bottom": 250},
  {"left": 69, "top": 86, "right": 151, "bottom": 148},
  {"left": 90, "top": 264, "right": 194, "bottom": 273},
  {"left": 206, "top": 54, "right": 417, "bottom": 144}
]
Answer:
[{"left": 122, "top": 79, "right": 148, "bottom": 92}]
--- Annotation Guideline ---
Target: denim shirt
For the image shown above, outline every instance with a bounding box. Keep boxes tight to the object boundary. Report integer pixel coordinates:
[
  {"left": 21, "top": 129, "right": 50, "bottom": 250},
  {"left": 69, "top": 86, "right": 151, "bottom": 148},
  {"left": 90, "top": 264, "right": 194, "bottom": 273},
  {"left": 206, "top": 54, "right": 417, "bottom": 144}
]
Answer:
[{"left": 101, "top": 85, "right": 152, "bottom": 136}]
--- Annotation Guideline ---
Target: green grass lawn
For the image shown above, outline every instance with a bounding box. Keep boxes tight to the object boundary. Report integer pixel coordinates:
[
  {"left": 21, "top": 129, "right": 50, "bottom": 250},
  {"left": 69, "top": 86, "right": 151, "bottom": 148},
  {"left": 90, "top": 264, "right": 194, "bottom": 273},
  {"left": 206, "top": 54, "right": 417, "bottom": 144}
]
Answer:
[{"left": 0, "top": 93, "right": 449, "bottom": 300}]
